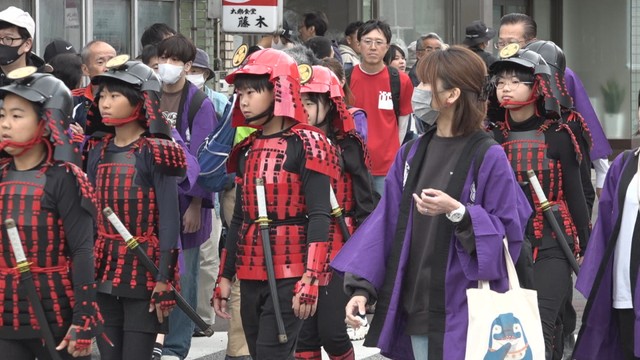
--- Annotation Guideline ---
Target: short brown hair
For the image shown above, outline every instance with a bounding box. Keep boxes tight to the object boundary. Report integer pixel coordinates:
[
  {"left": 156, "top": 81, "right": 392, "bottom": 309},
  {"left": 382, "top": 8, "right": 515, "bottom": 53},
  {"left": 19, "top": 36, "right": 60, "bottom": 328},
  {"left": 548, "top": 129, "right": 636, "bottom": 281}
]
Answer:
[{"left": 417, "top": 45, "right": 487, "bottom": 136}]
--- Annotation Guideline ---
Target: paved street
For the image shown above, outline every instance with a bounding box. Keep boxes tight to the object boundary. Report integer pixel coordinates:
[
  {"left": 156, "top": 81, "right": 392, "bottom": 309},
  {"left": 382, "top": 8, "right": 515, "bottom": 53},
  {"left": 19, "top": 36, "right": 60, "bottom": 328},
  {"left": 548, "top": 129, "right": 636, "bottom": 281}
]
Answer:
[{"left": 186, "top": 315, "right": 388, "bottom": 360}]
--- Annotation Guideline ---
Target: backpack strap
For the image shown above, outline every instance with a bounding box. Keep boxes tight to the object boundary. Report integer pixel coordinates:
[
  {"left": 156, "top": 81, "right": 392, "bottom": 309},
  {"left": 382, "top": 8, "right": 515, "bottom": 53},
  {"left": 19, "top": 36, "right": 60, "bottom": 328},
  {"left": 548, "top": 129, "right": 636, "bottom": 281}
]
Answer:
[
  {"left": 387, "top": 66, "right": 401, "bottom": 122},
  {"left": 472, "top": 135, "right": 499, "bottom": 184},
  {"left": 186, "top": 89, "right": 208, "bottom": 132},
  {"left": 346, "top": 65, "right": 401, "bottom": 123}
]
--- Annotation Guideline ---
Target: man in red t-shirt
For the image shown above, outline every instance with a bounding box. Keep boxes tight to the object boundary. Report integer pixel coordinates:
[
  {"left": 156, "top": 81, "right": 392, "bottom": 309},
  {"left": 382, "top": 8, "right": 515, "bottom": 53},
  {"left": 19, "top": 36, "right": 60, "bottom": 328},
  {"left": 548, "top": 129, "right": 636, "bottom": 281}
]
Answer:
[{"left": 348, "top": 19, "right": 413, "bottom": 195}]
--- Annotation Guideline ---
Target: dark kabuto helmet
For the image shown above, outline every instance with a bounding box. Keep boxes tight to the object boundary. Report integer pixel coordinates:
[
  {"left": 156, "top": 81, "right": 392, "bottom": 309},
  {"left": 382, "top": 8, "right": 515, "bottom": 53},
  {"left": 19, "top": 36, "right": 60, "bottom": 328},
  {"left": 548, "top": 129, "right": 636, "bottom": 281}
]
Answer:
[
  {"left": 0, "top": 67, "right": 80, "bottom": 165},
  {"left": 525, "top": 40, "right": 573, "bottom": 109},
  {"left": 86, "top": 55, "right": 171, "bottom": 139},
  {"left": 489, "top": 43, "right": 560, "bottom": 119}
]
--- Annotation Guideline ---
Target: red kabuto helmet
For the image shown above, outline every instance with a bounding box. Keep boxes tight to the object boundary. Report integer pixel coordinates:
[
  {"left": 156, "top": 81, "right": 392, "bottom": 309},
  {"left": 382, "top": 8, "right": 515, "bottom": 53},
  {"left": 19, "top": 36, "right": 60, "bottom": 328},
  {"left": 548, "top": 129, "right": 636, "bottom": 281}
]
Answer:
[
  {"left": 0, "top": 68, "right": 80, "bottom": 165},
  {"left": 225, "top": 47, "right": 306, "bottom": 128},
  {"left": 300, "top": 65, "right": 355, "bottom": 134}
]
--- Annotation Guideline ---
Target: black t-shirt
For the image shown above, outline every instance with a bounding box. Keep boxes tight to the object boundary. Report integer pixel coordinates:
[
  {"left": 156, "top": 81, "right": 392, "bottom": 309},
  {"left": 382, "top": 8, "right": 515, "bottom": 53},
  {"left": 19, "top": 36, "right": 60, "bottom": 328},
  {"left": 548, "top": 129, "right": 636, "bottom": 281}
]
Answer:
[{"left": 403, "top": 134, "right": 468, "bottom": 335}]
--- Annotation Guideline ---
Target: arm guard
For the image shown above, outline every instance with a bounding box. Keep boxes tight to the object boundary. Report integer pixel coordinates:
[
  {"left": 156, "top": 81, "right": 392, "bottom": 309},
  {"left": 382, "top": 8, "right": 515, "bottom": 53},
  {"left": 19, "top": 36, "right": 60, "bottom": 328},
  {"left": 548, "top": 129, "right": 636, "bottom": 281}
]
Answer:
[
  {"left": 70, "top": 283, "right": 106, "bottom": 350},
  {"left": 156, "top": 249, "right": 179, "bottom": 283},
  {"left": 304, "top": 242, "right": 331, "bottom": 284},
  {"left": 212, "top": 249, "right": 229, "bottom": 303}
]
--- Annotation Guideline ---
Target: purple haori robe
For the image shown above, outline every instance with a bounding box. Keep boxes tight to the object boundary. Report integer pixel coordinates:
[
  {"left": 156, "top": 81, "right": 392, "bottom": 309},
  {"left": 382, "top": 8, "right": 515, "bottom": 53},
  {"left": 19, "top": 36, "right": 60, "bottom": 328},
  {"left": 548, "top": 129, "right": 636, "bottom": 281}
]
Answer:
[
  {"left": 574, "top": 149, "right": 639, "bottom": 359},
  {"left": 176, "top": 82, "right": 217, "bottom": 250},
  {"left": 565, "top": 67, "right": 612, "bottom": 160},
  {"left": 331, "top": 135, "right": 531, "bottom": 360}
]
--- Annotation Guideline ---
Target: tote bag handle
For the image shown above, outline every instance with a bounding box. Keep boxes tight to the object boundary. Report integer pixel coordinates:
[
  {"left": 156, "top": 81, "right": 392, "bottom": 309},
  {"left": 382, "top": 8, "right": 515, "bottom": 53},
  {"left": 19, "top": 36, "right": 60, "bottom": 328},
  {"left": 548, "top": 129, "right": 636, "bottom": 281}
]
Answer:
[{"left": 478, "top": 238, "right": 520, "bottom": 291}]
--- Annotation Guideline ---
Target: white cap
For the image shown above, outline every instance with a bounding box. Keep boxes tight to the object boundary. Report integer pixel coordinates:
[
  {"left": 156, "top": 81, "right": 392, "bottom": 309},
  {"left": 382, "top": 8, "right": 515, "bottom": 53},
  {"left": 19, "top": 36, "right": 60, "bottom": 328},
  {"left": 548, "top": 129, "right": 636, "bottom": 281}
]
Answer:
[{"left": 0, "top": 6, "right": 35, "bottom": 39}]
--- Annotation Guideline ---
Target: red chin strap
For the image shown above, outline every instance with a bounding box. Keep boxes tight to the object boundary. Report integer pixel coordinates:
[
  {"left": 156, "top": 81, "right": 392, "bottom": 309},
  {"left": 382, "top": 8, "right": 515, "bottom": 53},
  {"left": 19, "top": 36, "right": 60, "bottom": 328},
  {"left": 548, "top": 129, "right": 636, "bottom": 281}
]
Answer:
[
  {"left": 102, "top": 103, "right": 144, "bottom": 127},
  {"left": 501, "top": 82, "right": 540, "bottom": 130},
  {"left": 500, "top": 82, "right": 539, "bottom": 110},
  {"left": 0, "top": 121, "right": 51, "bottom": 158}
]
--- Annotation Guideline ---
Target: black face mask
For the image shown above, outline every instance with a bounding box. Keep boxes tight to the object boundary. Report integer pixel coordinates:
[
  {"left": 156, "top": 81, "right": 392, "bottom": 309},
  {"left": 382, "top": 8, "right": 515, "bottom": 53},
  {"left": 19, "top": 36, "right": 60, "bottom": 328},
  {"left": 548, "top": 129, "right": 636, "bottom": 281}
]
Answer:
[{"left": 0, "top": 43, "right": 24, "bottom": 66}]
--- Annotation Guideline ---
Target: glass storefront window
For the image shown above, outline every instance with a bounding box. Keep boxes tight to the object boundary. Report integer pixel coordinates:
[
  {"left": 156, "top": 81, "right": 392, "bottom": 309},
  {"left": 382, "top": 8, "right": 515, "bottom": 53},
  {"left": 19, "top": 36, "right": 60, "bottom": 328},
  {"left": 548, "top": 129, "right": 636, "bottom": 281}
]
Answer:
[
  {"left": 632, "top": 0, "right": 640, "bottom": 145},
  {"left": 564, "top": 0, "right": 632, "bottom": 142},
  {"left": 39, "top": 0, "right": 83, "bottom": 54},
  {"left": 138, "top": 0, "right": 176, "bottom": 49},
  {"left": 94, "top": 0, "right": 131, "bottom": 55},
  {"left": 0, "top": 1, "right": 30, "bottom": 13}
]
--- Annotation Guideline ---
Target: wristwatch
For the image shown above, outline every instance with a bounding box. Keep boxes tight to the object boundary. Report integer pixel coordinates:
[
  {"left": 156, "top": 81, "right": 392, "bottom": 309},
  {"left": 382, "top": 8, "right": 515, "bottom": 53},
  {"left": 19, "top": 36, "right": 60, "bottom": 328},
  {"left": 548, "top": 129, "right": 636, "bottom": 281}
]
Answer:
[{"left": 446, "top": 204, "right": 466, "bottom": 223}]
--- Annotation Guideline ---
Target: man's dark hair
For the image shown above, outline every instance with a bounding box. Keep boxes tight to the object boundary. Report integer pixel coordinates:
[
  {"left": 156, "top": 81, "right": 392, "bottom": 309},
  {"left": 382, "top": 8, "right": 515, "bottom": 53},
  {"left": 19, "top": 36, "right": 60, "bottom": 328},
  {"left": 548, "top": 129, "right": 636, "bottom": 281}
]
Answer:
[
  {"left": 98, "top": 78, "right": 144, "bottom": 107},
  {"left": 305, "top": 36, "right": 333, "bottom": 60},
  {"left": 357, "top": 19, "right": 392, "bottom": 44},
  {"left": 233, "top": 74, "right": 274, "bottom": 93},
  {"left": 157, "top": 34, "right": 196, "bottom": 63},
  {"left": 141, "top": 23, "right": 176, "bottom": 47},
  {"left": 141, "top": 44, "right": 158, "bottom": 66},
  {"left": 0, "top": 21, "right": 30, "bottom": 39},
  {"left": 500, "top": 13, "right": 537, "bottom": 41},
  {"left": 344, "top": 21, "right": 364, "bottom": 37},
  {"left": 50, "top": 53, "right": 83, "bottom": 90},
  {"left": 303, "top": 12, "right": 329, "bottom": 36}
]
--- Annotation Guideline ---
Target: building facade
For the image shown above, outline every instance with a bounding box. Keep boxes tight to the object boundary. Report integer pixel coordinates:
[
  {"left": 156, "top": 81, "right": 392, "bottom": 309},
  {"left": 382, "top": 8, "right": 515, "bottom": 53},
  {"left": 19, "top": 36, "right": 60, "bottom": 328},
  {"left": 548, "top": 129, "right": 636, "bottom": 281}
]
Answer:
[{"left": 2, "top": 0, "right": 638, "bottom": 149}]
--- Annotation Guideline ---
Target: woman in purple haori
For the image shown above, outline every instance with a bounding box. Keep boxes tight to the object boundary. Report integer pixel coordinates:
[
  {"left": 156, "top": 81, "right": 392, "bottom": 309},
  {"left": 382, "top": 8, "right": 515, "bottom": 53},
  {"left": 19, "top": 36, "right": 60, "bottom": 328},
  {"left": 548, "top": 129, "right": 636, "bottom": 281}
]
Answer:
[
  {"left": 574, "top": 95, "right": 640, "bottom": 359},
  {"left": 331, "top": 46, "right": 532, "bottom": 360}
]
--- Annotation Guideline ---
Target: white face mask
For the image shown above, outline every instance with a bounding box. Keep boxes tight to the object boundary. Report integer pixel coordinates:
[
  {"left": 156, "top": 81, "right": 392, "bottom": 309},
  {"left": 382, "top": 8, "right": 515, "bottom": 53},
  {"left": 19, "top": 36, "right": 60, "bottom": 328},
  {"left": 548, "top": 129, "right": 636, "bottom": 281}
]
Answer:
[
  {"left": 158, "top": 63, "right": 184, "bottom": 85},
  {"left": 271, "top": 36, "right": 287, "bottom": 50},
  {"left": 412, "top": 87, "right": 439, "bottom": 126},
  {"left": 186, "top": 73, "right": 206, "bottom": 89}
]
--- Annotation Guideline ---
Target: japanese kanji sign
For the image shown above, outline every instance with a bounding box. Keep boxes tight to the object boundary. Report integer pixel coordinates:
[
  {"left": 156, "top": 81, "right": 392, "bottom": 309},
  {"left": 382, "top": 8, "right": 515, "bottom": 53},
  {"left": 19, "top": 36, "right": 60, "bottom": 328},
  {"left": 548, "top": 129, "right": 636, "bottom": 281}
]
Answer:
[{"left": 222, "top": 0, "right": 281, "bottom": 34}]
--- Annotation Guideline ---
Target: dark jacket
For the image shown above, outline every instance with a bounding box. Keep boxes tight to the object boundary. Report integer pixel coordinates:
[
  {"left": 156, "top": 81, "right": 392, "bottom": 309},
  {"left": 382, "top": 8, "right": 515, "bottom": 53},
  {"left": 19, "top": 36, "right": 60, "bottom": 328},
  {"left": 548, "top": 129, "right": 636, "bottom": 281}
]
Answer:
[{"left": 0, "top": 52, "right": 46, "bottom": 86}]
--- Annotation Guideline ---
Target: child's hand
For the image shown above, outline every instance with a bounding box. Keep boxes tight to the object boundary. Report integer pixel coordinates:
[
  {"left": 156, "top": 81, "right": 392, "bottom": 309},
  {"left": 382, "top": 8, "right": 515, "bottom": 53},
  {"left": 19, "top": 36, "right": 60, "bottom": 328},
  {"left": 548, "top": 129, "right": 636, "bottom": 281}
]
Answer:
[{"left": 69, "top": 122, "right": 84, "bottom": 135}]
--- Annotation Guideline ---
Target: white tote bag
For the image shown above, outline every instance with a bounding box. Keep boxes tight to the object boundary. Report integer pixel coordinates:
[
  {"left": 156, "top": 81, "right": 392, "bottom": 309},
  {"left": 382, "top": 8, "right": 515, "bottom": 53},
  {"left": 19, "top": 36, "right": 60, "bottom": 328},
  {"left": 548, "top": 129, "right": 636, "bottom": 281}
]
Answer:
[{"left": 465, "top": 239, "right": 545, "bottom": 360}]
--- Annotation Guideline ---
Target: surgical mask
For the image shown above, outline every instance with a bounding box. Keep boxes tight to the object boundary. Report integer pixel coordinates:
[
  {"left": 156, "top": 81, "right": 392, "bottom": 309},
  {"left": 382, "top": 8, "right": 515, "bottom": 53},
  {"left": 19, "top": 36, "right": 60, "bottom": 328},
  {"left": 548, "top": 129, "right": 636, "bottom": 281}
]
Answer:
[
  {"left": 271, "top": 36, "right": 287, "bottom": 50},
  {"left": 412, "top": 87, "right": 439, "bottom": 126},
  {"left": 0, "top": 44, "right": 23, "bottom": 65},
  {"left": 158, "top": 63, "right": 184, "bottom": 85},
  {"left": 186, "top": 73, "right": 206, "bottom": 89}
]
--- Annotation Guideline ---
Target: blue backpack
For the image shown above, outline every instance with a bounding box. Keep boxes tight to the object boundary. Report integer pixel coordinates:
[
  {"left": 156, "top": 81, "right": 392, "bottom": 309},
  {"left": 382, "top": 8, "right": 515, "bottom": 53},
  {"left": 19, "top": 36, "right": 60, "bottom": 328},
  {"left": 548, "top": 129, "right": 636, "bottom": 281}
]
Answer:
[{"left": 196, "top": 95, "right": 236, "bottom": 192}]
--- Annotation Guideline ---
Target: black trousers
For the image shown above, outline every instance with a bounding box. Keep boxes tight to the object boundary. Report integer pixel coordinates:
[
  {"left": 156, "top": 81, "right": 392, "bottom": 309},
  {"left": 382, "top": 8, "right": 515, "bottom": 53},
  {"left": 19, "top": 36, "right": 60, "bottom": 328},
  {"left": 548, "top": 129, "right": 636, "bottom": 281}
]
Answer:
[
  {"left": 616, "top": 309, "right": 640, "bottom": 360},
  {"left": 533, "top": 247, "right": 573, "bottom": 360},
  {"left": 95, "top": 292, "right": 163, "bottom": 360},
  {"left": 0, "top": 337, "right": 90, "bottom": 360},
  {"left": 297, "top": 272, "right": 352, "bottom": 357},
  {"left": 241, "top": 278, "right": 304, "bottom": 360}
]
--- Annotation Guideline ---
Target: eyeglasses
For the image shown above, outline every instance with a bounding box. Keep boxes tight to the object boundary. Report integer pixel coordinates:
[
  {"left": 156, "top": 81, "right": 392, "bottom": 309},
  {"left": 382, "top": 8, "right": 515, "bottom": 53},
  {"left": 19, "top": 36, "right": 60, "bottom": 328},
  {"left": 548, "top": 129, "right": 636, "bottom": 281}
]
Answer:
[
  {"left": 494, "top": 78, "right": 533, "bottom": 90},
  {"left": 494, "top": 39, "right": 525, "bottom": 50},
  {"left": 0, "top": 36, "right": 23, "bottom": 46},
  {"left": 360, "top": 38, "right": 387, "bottom": 48}
]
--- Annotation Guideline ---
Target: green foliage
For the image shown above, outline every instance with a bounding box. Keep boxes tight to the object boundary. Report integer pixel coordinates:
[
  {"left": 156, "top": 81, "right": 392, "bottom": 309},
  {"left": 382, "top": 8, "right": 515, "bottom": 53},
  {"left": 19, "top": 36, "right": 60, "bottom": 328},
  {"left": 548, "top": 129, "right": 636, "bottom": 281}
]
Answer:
[{"left": 601, "top": 79, "right": 626, "bottom": 113}]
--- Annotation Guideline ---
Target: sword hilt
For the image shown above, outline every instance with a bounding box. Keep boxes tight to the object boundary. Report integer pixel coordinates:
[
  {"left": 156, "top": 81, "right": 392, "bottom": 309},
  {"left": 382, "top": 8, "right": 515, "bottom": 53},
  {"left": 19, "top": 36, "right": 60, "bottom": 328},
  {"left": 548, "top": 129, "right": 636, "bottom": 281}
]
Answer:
[
  {"left": 5, "top": 219, "right": 31, "bottom": 273},
  {"left": 526, "top": 170, "right": 552, "bottom": 211},
  {"left": 329, "top": 187, "right": 343, "bottom": 218},
  {"left": 103, "top": 207, "right": 140, "bottom": 249}
]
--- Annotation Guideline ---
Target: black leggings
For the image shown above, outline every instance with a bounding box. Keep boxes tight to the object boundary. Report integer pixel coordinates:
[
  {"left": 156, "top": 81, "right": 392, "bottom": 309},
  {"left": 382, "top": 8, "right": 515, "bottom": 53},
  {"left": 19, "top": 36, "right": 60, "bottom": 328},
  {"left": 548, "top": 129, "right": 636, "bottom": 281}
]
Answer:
[
  {"left": 0, "top": 337, "right": 90, "bottom": 360},
  {"left": 534, "top": 247, "right": 573, "bottom": 360},
  {"left": 97, "top": 326, "right": 157, "bottom": 360},
  {"left": 297, "top": 272, "right": 352, "bottom": 357}
]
